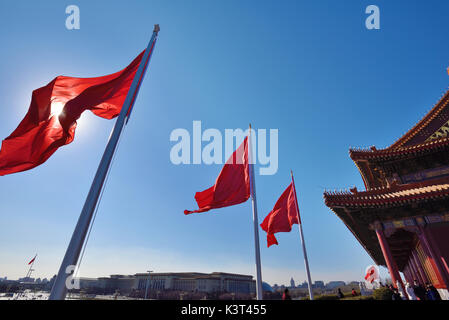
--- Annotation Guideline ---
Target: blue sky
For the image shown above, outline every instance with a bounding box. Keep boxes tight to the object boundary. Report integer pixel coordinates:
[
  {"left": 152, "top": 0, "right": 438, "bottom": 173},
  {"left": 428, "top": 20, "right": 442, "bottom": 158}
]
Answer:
[{"left": 0, "top": 0, "right": 448, "bottom": 285}]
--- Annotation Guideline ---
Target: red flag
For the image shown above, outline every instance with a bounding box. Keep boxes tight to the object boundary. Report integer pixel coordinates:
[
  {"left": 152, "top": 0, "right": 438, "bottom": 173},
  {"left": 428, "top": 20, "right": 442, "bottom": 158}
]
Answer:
[
  {"left": 28, "top": 256, "right": 36, "bottom": 265},
  {"left": 0, "top": 51, "right": 146, "bottom": 176},
  {"left": 260, "top": 182, "right": 299, "bottom": 247},
  {"left": 184, "top": 137, "right": 251, "bottom": 214}
]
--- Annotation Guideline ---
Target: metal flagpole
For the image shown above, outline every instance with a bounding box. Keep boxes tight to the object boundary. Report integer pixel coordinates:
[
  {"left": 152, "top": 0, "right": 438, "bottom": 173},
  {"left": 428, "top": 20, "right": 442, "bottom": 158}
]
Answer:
[
  {"left": 18, "top": 254, "right": 37, "bottom": 298},
  {"left": 25, "top": 254, "right": 37, "bottom": 279},
  {"left": 291, "top": 170, "right": 314, "bottom": 300},
  {"left": 248, "top": 124, "right": 263, "bottom": 300},
  {"left": 49, "top": 25, "right": 160, "bottom": 300}
]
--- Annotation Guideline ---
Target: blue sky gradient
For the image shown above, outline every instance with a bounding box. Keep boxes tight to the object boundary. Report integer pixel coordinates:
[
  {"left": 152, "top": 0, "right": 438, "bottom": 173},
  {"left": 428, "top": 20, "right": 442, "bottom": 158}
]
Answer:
[{"left": 0, "top": 0, "right": 448, "bottom": 285}]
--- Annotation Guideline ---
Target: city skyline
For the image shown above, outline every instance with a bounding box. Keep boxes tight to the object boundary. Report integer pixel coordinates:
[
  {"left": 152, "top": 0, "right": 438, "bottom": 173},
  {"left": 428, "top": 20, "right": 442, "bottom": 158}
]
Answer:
[{"left": 0, "top": 270, "right": 368, "bottom": 288}]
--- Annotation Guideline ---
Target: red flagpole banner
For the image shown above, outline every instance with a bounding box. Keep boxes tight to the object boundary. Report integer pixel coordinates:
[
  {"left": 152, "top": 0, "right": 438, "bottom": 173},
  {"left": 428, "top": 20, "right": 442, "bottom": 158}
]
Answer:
[
  {"left": 0, "top": 51, "right": 147, "bottom": 176},
  {"left": 260, "top": 182, "right": 299, "bottom": 247},
  {"left": 184, "top": 137, "right": 250, "bottom": 215},
  {"left": 28, "top": 256, "right": 36, "bottom": 265}
]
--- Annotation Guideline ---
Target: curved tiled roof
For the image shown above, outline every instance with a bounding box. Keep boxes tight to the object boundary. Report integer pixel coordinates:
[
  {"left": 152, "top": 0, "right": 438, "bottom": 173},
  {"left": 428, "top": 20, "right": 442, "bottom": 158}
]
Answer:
[
  {"left": 349, "top": 87, "right": 449, "bottom": 161},
  {"left": 390, "top": 87, "right": 449, "bottom": 148},
  {"left": 324, "top": 182, "right": 449, "bottom": 208},
  {"left": 349, "top": 136, "right": 449, "bottom": 161}
]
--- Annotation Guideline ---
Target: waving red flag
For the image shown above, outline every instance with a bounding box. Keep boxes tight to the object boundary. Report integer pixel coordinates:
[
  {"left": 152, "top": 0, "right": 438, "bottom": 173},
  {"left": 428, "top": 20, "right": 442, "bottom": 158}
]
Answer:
[
  {"left": 0, "top": 51, "right": 145, "bottom": 176},
  {"left": 28, "top": 255, "right": 36, "bottom": 265},
  {"left": 184, "top": 137, "right": 251, "bottom": 215},
  {"left": 260, "top": 182, "right": 299, "bottom": 247}
]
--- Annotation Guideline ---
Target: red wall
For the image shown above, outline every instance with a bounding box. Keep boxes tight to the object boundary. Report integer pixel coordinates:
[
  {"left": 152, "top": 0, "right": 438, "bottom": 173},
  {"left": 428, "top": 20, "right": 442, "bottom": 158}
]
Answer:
[{"left": 427, "top": 224, "right": 449, "bottom": 278}]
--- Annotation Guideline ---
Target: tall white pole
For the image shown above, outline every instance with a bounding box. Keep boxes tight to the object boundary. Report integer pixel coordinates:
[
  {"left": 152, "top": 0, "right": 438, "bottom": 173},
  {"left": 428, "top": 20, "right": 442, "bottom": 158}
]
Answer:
[
  {"left": 49, "top": 25, "right": 160, "bottom": 300},
  {"left": 248, "top": 124, "right": 263, "bottom": 300},
  {"left": 291, "top": 171, "right": 314, "bottom": 300}
]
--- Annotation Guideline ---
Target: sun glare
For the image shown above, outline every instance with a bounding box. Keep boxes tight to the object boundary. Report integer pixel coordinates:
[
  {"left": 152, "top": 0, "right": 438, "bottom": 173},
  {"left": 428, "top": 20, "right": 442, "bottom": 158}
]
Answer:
[
  {"left": 51, "top": 101, "right": 64, "bottom": 116},
  {"left": 50, "top": 101, "right": 90, "bottom": 128}
]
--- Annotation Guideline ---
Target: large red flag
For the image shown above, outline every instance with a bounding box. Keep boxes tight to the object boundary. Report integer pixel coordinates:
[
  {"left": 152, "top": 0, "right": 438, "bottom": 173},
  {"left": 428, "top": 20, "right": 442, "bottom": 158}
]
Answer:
[
  {"left": 260, "top": 182, "right": 300, "bottom": 247},
  {"left": 0, "top": 51, "right": 146, "bottom": 176},
  {"left": 184, "top": 137, "right": 251, "bottom": 215}
]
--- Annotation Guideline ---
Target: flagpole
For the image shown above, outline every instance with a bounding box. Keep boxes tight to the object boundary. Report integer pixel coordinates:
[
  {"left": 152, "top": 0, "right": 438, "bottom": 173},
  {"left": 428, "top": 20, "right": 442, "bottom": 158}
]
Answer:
[
  {"left": 248, "top": 124, "right": 263, "bottom": 300},
  {"left": 18, "top": 254, "right": 37, "bottom": 298},
  {"left": 291, "top": 170, "right": 314, "bottom": 300},
  {"left": 49, "top": 25, "right": 160, "bottom": 300},
  {"left": 26, "top": 254, "right": 37, "bottom": 279}
]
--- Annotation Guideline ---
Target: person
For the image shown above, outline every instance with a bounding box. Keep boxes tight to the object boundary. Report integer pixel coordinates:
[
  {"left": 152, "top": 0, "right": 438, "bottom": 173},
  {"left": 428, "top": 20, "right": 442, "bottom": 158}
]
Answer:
[
  {"left": 396, "top": 280, "right": 407, "bottom": 300},
  {"left": 405, "top": 282, "right": 417, "bottom": 300},
  {"left": 351, "top": 288, "right": 357, "bottom": 297},
  {"left": 337, "top": 288, "right": 344, "bottom": 299},
  {"left": 413, "top": 280, "right": 426, "bottom": 301},
  {"left": 282, "top": 288, "right": 292, "bottom": 300},
  {"left": 425, "top": 283, "right": 441, "bottom": 301},
  {"left": 385, "top": 284, "right": 394, "bottom": 298},
  {"left": 426, "top": 284, "right": 436, "bottom": 300},
  {"left": 391, "top": 288, "right": 402, "bottom": 300}
]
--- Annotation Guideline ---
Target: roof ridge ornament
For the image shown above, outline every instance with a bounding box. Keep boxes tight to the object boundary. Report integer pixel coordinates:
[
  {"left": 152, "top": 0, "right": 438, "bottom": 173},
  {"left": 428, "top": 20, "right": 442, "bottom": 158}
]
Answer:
[{"left": 350, "top": 186, "right": 358, "bottom": 194}]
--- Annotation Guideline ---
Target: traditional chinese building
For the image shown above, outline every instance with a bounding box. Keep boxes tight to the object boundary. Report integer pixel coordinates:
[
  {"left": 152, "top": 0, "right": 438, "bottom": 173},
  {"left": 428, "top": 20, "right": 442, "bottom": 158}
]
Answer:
[{"left": 324, "top": 88, "right": 449, "bottom": 300}]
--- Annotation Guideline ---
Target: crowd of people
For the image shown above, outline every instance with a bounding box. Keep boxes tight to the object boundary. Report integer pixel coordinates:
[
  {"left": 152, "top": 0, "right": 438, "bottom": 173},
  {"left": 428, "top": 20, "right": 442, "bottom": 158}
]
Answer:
[
  {"left": 385, "top": 280, "right": 442, "bottom": 300},
  {"left": 280, "top": 279, "right": 443, "bottom": 300}
]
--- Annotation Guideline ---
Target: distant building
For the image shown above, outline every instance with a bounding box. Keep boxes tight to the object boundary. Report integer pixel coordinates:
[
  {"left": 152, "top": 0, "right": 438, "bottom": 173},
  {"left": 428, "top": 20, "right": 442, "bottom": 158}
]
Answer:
[
  {"left": 290, "top": 277, "right": 295, "bottom": 288},
  {"left": 75, "top": 272, "right": 256, "bottom": 295},
  {"left": 78, "top": 277, "right": 102, "bottom": 289},
  {"left": 326, "top": 281, "right": 346, "bottom": 290},
  {"left": 314, "top": 281, "right": 325, "bottom": 289},
  {"left": 348, "top": 281, "right": 359, "bottom": 287},
  {"left": 48, "top": 275, "right": 56, "bottom": 289},
  {"left": 18, "top": 277, "right": 35, "bottom": 283}
]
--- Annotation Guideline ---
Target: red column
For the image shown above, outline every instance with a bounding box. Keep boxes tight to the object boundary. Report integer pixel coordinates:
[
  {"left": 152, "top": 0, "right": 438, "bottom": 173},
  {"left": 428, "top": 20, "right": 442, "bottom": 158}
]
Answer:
[
  {"left": 424, "top": 227, "right": 449, "bottom": 280},
  {"left": 409, "top": 254, "right": 425, "bottom": 285},
  {"left": 418, "top": 227, "right": 449, "bottom": 290},
  {"left": 375, "top": 227, "right": 408, "bottom": 299},
  {"left": 412, "top": 250, "right": 428, "bottom": 285}
]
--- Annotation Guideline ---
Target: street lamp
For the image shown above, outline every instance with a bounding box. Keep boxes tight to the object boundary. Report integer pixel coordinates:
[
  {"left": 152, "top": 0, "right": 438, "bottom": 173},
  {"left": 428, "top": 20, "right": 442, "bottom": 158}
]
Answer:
[{"left": 144, "top": 270, "right": 153, "bottom": 300}]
